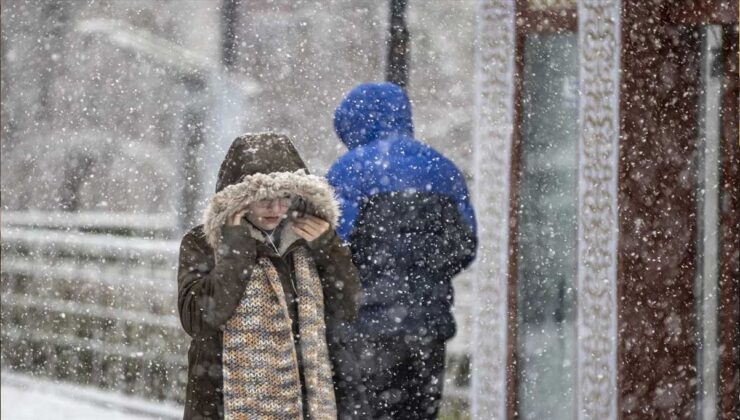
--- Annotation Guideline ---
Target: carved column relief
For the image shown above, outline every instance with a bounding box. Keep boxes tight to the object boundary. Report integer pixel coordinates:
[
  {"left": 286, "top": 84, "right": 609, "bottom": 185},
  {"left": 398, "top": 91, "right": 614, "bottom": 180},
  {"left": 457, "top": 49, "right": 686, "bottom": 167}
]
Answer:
[
  {"left": 576, "top": 1, "right": 620, "bottom": 419},
  {"left": 471, "top": 1, "right": 516, "bottom": 419}
]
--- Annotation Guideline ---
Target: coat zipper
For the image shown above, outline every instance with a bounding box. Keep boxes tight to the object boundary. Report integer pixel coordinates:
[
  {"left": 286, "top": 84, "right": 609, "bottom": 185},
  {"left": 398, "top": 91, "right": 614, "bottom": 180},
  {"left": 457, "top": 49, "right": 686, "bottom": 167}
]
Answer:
[{"left": 283, "top": 249, "right": 299, "bottom": 297}]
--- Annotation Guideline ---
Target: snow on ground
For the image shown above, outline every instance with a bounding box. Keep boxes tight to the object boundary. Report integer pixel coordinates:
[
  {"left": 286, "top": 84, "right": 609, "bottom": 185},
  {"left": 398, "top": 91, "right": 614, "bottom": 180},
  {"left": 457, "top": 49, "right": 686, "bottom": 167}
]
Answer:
[{"left": 1, "top": 371, "right": 181, "bottom": 420}]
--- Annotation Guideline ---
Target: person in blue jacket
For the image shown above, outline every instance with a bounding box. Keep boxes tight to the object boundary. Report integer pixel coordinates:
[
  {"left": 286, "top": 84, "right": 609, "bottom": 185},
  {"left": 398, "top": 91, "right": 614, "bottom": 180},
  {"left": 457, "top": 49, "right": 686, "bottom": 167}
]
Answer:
[{"left": 327, "top": 82, "right": 477, "bottom": 419}]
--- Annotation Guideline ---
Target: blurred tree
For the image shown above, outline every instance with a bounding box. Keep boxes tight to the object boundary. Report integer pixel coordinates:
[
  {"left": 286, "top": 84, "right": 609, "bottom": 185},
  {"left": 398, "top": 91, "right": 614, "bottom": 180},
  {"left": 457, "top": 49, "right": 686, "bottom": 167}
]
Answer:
[
  {"left": 221, "top": 0, "right": 240, "bottom": 71},
  {"left": 60, "top": 152, "right": 94, "bottom": 211},
  {"left": 37, "top": 0, "right": 67, "bottom": 127}
]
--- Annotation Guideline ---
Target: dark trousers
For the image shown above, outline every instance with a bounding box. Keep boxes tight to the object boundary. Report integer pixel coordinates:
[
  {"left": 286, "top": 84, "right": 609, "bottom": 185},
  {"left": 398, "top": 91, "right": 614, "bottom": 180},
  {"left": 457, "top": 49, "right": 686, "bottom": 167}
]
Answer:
[
  {"left": 330, "top": 339, "right": 372, "bottom": 420},
  {"left": 354, "top": 336, "right": 446, "bottom": 420}
]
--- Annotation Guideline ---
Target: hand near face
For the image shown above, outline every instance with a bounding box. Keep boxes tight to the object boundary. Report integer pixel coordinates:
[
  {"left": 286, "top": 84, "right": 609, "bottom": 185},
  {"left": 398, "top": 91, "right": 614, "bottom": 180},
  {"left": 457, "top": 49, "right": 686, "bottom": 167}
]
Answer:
[
  {"left": 292, "top": 215, "right": 330, "bottom": 242},
  {"left": 228, "top": 207, "right": 249, "bottom": 226}
]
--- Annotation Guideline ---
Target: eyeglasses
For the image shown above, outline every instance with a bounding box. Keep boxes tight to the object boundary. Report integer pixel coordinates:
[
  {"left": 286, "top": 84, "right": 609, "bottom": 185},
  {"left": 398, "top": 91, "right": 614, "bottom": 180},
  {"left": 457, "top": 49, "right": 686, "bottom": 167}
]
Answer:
[{"left": 253, "top": 195, "right": 292, "bottom": 210}]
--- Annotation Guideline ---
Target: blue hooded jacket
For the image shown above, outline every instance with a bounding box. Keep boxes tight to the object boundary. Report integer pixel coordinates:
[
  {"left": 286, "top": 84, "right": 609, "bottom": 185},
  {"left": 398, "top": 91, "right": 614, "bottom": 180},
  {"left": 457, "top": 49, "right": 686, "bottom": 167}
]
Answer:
[
  {"left": 328, "top": 82, "right": 477, "bottom": 241},
  {"left": 327, "top": 82, "right": 477, "bottom": 341}
]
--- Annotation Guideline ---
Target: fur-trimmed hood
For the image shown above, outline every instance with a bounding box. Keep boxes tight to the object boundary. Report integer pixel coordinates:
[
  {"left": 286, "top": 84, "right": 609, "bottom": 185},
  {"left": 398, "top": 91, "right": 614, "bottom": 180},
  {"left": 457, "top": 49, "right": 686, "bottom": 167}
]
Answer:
[{"left": 202, "top": 133, "right": 339, "bottom": 251}]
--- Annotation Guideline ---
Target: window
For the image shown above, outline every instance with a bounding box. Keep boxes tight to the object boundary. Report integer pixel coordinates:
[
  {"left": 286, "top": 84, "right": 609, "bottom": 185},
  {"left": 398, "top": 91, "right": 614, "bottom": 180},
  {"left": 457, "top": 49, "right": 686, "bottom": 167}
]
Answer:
[{"left": 516, "top": 32, "right": 578, "bottom": 419}]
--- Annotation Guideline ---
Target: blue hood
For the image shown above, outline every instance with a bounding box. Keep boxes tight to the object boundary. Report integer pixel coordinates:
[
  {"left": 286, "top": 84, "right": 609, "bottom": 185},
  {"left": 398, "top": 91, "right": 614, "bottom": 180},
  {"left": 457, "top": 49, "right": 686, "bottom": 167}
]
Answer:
[{"left": 333, "top": 82, "right": 414, "bottom": 150}]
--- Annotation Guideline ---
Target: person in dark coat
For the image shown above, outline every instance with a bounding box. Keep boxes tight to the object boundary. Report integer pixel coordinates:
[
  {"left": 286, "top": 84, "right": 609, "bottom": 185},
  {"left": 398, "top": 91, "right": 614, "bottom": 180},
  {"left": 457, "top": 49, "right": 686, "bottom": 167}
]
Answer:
[
  {"left": 177, "top": 133, "right": 363, "bottom": 420},
  {"left": 327, "top": 83, "right": 478, "bottom": 419}
]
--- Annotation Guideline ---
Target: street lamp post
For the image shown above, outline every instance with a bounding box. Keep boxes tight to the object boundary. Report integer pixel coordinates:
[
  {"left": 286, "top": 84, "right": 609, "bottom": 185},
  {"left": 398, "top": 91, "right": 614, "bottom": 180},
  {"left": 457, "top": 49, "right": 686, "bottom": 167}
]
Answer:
[{"left": 386, "top": 0, "right": 410, "bottom": 89}]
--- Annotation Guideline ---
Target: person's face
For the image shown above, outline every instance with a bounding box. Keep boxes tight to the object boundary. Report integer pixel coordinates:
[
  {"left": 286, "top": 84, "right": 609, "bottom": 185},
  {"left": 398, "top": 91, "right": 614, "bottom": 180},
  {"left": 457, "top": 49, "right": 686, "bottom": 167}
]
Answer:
[{"left": 245, "top": 196, "right": 291, "bottom": 230}]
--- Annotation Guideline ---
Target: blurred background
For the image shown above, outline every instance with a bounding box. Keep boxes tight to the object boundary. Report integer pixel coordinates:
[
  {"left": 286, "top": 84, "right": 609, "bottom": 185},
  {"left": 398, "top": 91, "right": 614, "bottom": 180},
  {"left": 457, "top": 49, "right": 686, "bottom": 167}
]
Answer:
[{"left": 0, "top": 0, "right": 476, "bottom": 227}]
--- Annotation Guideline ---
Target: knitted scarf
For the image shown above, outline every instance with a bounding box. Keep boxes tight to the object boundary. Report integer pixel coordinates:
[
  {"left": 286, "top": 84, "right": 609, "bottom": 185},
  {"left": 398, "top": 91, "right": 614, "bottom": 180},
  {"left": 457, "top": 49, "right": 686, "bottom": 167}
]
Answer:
[{"left": 222, "top": 247, "right": 337, "bottom": 420}]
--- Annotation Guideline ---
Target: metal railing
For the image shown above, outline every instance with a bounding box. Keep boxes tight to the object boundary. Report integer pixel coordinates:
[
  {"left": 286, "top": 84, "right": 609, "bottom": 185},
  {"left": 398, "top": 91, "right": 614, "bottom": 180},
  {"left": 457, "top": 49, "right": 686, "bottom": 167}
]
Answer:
[{"left": 0, "top": 212, "right": 187, "bottom": 403}]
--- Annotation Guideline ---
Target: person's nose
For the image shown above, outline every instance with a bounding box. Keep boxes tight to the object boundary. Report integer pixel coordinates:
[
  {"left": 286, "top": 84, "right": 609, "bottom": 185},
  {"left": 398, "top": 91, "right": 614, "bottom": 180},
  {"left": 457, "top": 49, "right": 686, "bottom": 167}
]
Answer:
[{"left": 269, "top": 200, "right": 282, "bottom": 213}]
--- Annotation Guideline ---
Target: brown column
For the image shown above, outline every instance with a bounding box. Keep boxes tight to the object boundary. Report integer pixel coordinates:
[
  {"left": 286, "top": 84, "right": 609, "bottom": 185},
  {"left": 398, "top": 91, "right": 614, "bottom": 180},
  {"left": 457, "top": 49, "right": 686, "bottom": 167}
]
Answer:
[
  {"left": 618, "top": 2, "right": 701, "bottom": 418},
  {"left": 717, "top": 24, "right": 739, "bottom": 420}
]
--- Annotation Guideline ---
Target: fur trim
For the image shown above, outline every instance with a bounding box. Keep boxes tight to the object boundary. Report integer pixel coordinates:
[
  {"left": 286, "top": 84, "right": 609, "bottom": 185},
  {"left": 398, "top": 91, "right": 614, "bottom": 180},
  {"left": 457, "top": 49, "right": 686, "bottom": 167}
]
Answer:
[{"left": 203, "top": 169, "right": 340, "bottom": 250}]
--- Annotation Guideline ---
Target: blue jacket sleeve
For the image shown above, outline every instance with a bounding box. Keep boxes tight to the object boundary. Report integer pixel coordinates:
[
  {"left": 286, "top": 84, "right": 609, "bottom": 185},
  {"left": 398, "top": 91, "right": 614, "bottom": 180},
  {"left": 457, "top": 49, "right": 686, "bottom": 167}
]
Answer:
[
  {"left": 453, "top": 173, "right": 477, "bottom": 238},
  {"left": 327, "top": 159, "right": 363, "bottom": 242},
  {"left": 439, "top": 158, "right": 477, "bottom": 239}
]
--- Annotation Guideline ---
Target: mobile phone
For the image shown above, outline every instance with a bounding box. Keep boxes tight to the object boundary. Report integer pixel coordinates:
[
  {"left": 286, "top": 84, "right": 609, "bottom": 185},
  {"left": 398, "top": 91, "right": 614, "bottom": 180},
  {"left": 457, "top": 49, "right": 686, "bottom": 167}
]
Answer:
[{"left": 287, "top": 196, "right": 307, "bottom": 220}]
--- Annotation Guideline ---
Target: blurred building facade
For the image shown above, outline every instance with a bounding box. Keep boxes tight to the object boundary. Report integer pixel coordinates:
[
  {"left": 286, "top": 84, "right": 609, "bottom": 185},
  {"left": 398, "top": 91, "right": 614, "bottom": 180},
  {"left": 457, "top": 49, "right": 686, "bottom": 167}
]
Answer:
[{"left": 1, "top": 0, "right": 478, "bottom": 231}]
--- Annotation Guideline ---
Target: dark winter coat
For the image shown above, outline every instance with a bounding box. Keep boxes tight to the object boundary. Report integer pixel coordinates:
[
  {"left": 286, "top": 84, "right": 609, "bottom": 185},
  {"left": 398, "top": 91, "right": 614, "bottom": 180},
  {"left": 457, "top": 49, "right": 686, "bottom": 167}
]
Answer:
[
  {"left": 177, "top": 133, "right": 361, "bottom": 419},
  {"left": 327, "top": 83, "right": 477, "bottom": 342}
]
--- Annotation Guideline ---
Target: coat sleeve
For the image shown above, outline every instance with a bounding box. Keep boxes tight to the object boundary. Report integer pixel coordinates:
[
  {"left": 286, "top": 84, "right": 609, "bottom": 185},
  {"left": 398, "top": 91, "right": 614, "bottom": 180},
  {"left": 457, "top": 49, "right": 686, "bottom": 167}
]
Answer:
[
  {"left": 446, "top": 161, "right": 478, "bottom": 239},
  {"left": 327, "top": 159, "right": 364, "bottom": 242},
  {"left": 177, "top": 225, "right": 257, "bottom": 337},
  {"left": 307, "top": 229, "right": 360, "bottom": 324},
  {"left": 440, "top": 202, "right": 478, "bottom": 276},
  {"left": 438, "top": 158, "right": 478, "bottom": 273}
]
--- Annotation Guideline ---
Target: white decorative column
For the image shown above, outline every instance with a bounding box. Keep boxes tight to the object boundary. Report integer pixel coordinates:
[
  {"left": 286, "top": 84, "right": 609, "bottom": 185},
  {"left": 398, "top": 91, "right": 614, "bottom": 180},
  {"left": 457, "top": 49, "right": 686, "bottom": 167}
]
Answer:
[
  {"left": 576, "top": 1, "right": 620, "bottom": 419},
  {"left": 470, "top": 1, "right": 516, "bottom": 419}
]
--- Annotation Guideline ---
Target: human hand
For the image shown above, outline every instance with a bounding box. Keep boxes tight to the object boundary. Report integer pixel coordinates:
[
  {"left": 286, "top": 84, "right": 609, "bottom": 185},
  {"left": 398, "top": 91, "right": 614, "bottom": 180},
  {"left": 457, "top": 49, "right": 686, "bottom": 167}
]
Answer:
[
  {"left": 228, "top": 206, "right": 250, "bottom": 226},
  {"left": 291, "top": 215, "right": 330, "bottom": 242}
]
